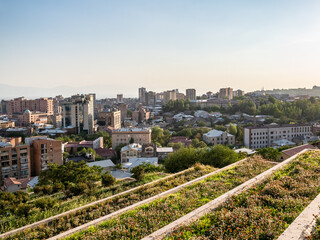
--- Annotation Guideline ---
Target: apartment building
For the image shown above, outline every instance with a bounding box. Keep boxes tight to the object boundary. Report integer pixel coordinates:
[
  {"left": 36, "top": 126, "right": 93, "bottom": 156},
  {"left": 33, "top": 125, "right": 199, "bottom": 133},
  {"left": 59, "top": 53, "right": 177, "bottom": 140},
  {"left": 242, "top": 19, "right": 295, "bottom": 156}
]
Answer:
[
  {"left": 117, "top": 94, "right": 123, "bottom": 103},
  {"left": 0, "top": 138, "right": 30, "bottom": 186},
  {"left": 186, "top": 89, "right": 196, "bottom": 100},
  {"left": 112, "top": 127, "right": 152, "bottom": 149},
  {"left": 97, "top": 109, "right": 121, "bottom": 130},
  {"left": 139, "top": 87, "right": 146, "bottom": 104},
  {"left": 203, "top": 129, "right": 235, "bottom": 146},
  {"left": 244, "top": 124, "right": 313, "bottom": 149},
  {"left": 6, "top": 97, "right": 53, "bottom": 116},
  {"left": 132, "top": 105, "right": 150, "bottom": 124},
  {"left": 25, "top": 136, "right": 63, "bottom": 176},
  {"left": 16, "top": 109, "right": 48, "bottom": 127},
  {"left": 219, "top": 88, "right": 233, "bottom": 100},
  {"left": 62, "top": 94, "right": 94, "bottom": 134},
  {"left": 163, "top": 90, "right": 177, "bottom": 104},
  {"left": 233, "top": 89, "right": 245, "bottom": 97},
  {"left": 117, "top": 103, "right": 128, "bottom": 121}
]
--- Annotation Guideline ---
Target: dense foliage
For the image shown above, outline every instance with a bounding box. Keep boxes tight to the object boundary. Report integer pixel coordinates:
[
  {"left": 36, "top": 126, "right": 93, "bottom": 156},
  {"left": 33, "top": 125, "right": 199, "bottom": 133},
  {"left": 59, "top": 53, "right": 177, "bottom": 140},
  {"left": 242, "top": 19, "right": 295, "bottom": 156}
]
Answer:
[
  {"left": 164, "top": 145, "right": 240, "bottom": 172},
  {"left": 36, "top": 161, "right": 102, "bottom": 196},
  {"left": 4, "top": 165, "right": 215, "bottom": 239},
  {"left": 166, "top": 151, "right": 320, "bottom": 240},
  {"left": 0, "top": 172, "right": 167, "bottom": 234},
  {"left": 151, "top": 125, "right": 171, "bottom": 146},
  {"left": 65, "top": 157, "right": 274, "bottom": 240}
]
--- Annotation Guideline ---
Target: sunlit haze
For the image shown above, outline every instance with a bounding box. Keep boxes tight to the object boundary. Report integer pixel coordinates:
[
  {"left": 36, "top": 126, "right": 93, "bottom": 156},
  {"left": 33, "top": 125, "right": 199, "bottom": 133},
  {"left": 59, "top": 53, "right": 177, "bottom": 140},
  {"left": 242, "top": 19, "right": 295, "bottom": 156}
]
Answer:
[{"left": 1, "top": 0, "right": 320, "bottom": 97}]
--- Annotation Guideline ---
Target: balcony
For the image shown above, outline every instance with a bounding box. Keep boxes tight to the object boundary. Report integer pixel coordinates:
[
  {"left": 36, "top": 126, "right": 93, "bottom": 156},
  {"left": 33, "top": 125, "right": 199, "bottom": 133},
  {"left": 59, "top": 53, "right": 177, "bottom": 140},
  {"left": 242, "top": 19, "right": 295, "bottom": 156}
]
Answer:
[
  {"left": 20, "top": 158, "right": 28, "bottom": 164},
  {"left": 21, "top": 163, "right": 29, "bottom": 169},
  {"left": 1, "top": 167, "right": 10, "bottom": 173},
  {"left": 20, "top": 149, "right": 28, "bottom": 154}
]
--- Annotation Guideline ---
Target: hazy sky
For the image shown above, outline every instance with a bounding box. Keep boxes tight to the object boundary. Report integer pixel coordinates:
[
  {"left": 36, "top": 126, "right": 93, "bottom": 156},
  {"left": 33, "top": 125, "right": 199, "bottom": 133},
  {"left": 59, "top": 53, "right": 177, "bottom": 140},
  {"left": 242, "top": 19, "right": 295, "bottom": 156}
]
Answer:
[{"left": 1, "top": 0, "right": 320, "bottom": 97}]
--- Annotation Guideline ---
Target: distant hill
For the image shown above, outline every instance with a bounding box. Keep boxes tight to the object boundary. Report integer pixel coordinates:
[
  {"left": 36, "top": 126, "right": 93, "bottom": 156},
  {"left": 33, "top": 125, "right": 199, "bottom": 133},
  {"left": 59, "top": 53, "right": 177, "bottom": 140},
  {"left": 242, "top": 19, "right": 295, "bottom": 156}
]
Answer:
[{"left": 253, "top": 86, "right": 320, "bottom": 97}]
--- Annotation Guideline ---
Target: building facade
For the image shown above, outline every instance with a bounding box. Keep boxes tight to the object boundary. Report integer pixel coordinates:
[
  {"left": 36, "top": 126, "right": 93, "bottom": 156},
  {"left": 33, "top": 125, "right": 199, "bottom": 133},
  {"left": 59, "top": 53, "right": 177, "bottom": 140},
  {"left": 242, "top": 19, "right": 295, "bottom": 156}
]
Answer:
[
  {"left": 6, "top": 97, "right": 54, "bottom": 117},
  {"left": 25, "top": 136, "right": 63, "bottom": 176},
  {"left": 62, "top": 94, "right": 94, "bottom": 134},
  {"left": 117, "top": 94, "right": 123, "bottom": 103},
  {"left": 112, "top": 127, "right": 152, "bottom": 149},
  {"left": 203, "top": 130, "right": 235, "bottom": 146},
  {"left": 132, "top": 105, "right": 150, "bottom": 124},
  {"left": 186, "top": 89, "right": 196, "bottom": 100},
  {"left": 219, "top": 88, "right": 233, "bottom": 100},
  {"left": 139, "top": 87, "right": 146, "bottom": 104},
  {"left": 97, "top": 109, "right": 121, "bottom": 130},
  {"left": 244, "top": 124, "right": 313, "bottom": 149},
  {"left": 0, "top": 138, "right": 30, "bottom": 186}
]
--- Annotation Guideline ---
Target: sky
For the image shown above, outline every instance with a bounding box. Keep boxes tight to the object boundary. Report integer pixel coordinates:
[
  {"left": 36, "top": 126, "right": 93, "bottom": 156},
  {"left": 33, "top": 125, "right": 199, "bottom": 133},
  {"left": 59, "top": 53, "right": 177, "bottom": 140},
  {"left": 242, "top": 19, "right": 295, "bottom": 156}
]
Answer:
[{"left": 1, "top": 0, "right": 320, "bottom": 98}]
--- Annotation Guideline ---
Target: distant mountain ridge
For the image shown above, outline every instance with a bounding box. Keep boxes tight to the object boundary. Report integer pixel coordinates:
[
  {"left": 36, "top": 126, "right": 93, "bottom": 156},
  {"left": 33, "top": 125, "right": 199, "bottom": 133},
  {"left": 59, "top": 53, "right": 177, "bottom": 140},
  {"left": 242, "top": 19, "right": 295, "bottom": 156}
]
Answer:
[{"left": 0, "top": 84, "right": 128, "bottom": 99}]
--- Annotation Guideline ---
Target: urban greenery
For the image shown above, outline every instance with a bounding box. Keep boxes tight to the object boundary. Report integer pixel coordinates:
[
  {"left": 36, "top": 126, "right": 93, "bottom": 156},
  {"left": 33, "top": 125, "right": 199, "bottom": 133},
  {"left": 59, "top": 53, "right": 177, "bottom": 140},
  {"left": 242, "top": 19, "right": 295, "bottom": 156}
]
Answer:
[
  {"left": 65, "top": 157, "right": 274, "bottom": 240},
  {"left": 3, "top": 165, "right": 215, "bottom": 239},
  {"left": 166, "top": 151, "right": 320, "bottom": 239},
  {"left": 164, "top": 145, "right": 240, "bottom": 173}
]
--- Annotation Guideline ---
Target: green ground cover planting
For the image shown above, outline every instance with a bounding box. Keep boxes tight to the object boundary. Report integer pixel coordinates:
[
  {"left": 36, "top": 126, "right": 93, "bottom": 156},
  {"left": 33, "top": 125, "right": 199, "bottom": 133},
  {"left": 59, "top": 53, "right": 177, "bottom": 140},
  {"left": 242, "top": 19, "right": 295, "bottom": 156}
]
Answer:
[
  {"left": 65, "top": 156, "right": 274, "bottom": 240},
  {"left": 0, "top": 172, "right": 167, "bottom": 234},
  {"left": 4, "top": 165, "right": 214, "bottom": 240},
  {"left": 165, "top": 150, "right": 320, "bottom": 240}
]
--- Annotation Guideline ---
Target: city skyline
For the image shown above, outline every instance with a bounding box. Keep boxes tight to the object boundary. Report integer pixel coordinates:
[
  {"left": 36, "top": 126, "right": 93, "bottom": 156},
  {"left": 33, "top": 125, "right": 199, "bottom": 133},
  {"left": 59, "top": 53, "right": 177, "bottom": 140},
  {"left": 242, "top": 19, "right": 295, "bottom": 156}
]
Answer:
[{"left": 1, "top": 1, "right": 320, "bottom": 96}]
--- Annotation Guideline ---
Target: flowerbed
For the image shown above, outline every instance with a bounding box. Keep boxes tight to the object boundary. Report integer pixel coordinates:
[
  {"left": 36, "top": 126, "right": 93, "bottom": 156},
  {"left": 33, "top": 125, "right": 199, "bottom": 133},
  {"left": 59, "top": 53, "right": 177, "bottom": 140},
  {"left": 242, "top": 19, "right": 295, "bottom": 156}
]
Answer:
[
  {"left": 65, "top": 156, "right": 274, "bottom": 240},
  {"left": 4, "top": 165, "right": 214, "bottom": 239},
  {"left": 165, "top": 150, "right": 320, "bottom": 240},
  {"left": 0, "top": 172, "right": 167, "bottom": 234}
]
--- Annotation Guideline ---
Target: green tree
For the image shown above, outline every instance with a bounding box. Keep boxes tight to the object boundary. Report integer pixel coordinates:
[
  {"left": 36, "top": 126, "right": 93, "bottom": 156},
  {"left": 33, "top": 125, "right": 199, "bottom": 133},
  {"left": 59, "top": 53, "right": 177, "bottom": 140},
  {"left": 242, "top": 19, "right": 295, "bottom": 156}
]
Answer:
[
  {"left": 227, "top": 123, "right": 237, "bottom": 136},
  {"left": 101, "top": 173, "right": 116, "bottom": 187}
]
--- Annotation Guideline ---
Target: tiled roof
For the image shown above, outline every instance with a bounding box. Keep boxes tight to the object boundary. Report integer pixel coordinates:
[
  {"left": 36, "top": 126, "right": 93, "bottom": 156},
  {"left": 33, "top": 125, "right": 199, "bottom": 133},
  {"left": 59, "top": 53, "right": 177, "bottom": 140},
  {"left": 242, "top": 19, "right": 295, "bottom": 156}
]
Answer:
[{"left": 282, "top": 144, "right": 317, "bottom": 157}]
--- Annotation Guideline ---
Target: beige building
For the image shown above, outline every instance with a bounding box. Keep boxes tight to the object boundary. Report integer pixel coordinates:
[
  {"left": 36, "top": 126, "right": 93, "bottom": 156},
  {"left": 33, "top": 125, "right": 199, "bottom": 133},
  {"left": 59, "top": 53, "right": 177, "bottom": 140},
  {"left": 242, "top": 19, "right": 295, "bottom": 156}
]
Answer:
[
  {"left": 186, "top": 89, "right": 196, "bottom": 100},
  {"left": 132, "top": 105, "right": 150, "bottom": 123},
  {"left": 97, "top": 109, "right": 121, "bottom": 129},
  {"left": 121, "top": 143, "right": 142, "bottom": 163},
  {"left": 203, "top": 129, "right": 235, "bottom": 146},
  {"left": 0, "top": 120, "right": 15, "bottom": 129},
  {"left": 26, "top": 136, "right": 63, "bottom": 176},
  {"left": 219, "top": 88, "right": 233, "bottom": 100},
  {"left": 16, "top": 110, "right": 48, "bottom": 127},
  {"left": 62, "top": 94, "right": 94, "bottom": 134},
  {"left": 163, "top": 90, "right": 177, "bottom": 104},
  {"left": 6, "top": 97, "right": 53, "bottom": 117},
  {"left": 0, "top": 138, "right": 30, "bottom": 186},
  {"left": 112, "top": 127, "right": 152, "bottom": 149}
]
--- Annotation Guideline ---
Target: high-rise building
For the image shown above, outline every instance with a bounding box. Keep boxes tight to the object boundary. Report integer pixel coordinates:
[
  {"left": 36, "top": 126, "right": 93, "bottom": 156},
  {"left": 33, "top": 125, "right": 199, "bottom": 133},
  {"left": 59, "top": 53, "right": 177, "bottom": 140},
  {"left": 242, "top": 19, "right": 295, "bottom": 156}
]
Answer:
[
  {"left": 145, "top": 91, "right": 156, "bottom": 106},
  {"left": 117, "top": 94, "right": 124, "bottom": 103},
  {"left": 186, "top": 89, "right": 196, "bottom": 100},
  {"left": 25, "top": 136, "right": 63, "bottom": 176},
  {"left": 139, "top": 87, "right": 146, "bottom": 104},
  {"left": 163, "top": 90, "right": 177, "bottom": 104},
  {"left": 219, "top": 88, "right": 233, "bottom": 100},
  {"left": 62, "top": 94, "right": 94, "bottom": 134},
  {"left": 97, "top": 109, "right": 121, "bottom": 129},
  {"left": 0, "top": 138, "right": 30, "bottom": 186}
]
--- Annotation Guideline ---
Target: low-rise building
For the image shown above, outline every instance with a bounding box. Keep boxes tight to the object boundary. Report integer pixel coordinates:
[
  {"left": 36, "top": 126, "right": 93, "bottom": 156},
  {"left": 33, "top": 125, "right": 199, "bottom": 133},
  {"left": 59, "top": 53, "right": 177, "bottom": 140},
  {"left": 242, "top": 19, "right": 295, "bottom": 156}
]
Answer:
[
  {"left": 123, "top": 157, "right": 158, "bottom": 171},
  {"left": 203, "top": 129, "right": 235, "bottom": 146},
  {"left": 244, "top": 124, "right": 313, "bottom": 149},
  {"left": 97, "top": 109, "right": 121, "bottom": 130},
  {"left": 87, "top": 159, "right": 115, "bottom": 174},
  {"left": 112, "top": 127, "right": 152, "bottom": 149},
  {"left": 169, "top": 136, "right": 192, "bottom": 147},
  {"left": 4, "top": 177, "right": 35, "bottom": 192},
  {"left": 121, "top": 143, "right": 142, "bottom": 163}
]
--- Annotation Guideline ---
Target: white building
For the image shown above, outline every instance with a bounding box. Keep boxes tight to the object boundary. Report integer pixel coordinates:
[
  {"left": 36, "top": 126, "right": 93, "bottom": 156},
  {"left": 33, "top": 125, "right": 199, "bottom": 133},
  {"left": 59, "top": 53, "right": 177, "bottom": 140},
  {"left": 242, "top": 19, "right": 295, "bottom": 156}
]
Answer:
[
  {"left": 244, "top": 124, "right": 313, "bottom": 149},
  {"left": 203, "top": 129, "right": 235, "bottom": 146}
]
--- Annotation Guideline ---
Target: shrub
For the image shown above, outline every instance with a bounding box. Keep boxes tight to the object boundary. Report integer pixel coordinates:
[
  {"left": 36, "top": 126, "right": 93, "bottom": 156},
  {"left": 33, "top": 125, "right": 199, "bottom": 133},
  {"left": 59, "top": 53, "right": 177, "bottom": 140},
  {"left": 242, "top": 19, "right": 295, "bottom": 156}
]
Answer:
[
  {"left": 34, "top": 197, "right": 56, "bottom": 210},
  {"left": 131, "top": 166, "right": 145, "bottom": 181},
  {"left": 101, "top": 173, "right": 116, "bottom": 187},
  {"left": 15, "top": 203, "right": 32, "bottom": 217}
]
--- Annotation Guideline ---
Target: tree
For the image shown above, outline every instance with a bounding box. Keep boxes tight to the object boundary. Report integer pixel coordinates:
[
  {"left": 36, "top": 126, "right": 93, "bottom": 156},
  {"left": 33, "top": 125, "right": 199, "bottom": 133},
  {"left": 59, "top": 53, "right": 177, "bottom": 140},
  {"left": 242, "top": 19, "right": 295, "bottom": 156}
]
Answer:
[
  {"left": 227, "top": 123, "right": 237, "bottom": 136},
  {"left": 101, "top": 173, "right": 116, "bottom": 187},
  {"left": 131, "top": 165, "right": 145, "bottom": 181},
  {"left": 257, "top": 147, "right": 281, "bottom": 161}
]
